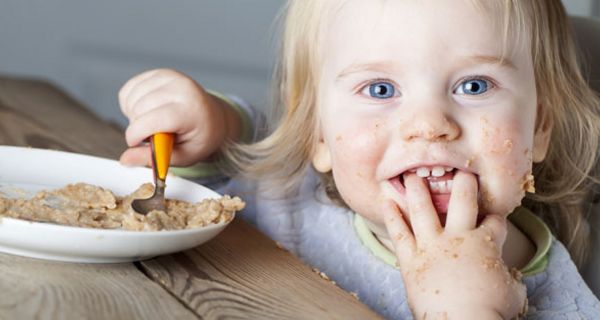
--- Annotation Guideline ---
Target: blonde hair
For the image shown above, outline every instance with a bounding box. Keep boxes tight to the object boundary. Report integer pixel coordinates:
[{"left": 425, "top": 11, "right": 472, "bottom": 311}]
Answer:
[
  {"left": 514, "top": 1, "right": 600, "bottom": 267},
  {"left": 228, "top": 0, "right": 600, "bottom": 267},
  {"left": 226, "top": 0, "right": 337, "bottom": 196}
]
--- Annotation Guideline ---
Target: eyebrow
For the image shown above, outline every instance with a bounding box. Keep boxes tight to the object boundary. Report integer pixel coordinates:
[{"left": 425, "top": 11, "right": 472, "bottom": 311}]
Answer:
[
  {"left": 336, "top": 61, "right": 398, "bottom": 81},
  {"left": 469, "top": 55, "right": 517, "bottom": 70},
  {"left": 335, "top": 55, "right": 516, "bottom": 81}
]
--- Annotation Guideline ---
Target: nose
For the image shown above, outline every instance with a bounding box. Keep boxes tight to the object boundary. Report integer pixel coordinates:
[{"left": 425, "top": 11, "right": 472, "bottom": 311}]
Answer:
[{"left": 401, "top": 108, "right": 461, "bottom": 142}]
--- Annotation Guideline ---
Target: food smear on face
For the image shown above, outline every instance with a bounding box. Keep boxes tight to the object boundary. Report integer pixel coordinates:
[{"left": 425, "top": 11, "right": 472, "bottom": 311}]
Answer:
[
  {"left": 0, "top": 183, "right": 244, "bottom": 231},
  {"left": 521, "top": 174, "right": 535, "bottom": 193}
]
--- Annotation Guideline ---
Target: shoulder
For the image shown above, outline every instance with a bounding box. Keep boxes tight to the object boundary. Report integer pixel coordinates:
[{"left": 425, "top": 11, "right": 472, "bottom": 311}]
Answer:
[{"left": 523, "top": 239, "right": 600, "bottom": 317}]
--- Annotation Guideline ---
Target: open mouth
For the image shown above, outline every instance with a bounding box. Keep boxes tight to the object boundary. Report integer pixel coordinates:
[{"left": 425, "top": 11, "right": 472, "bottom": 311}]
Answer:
[
  {"left": 390, "top": 166, "right": 458, "bottom": 217},
  {"left": 390, "top": 165, "right": 485, "bottom": 226}
]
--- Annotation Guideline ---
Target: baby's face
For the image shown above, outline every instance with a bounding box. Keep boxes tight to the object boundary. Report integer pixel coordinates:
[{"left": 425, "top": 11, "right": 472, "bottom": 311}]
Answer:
[{"left": 314, "top": 0, "right": 549, "bottom": 226}]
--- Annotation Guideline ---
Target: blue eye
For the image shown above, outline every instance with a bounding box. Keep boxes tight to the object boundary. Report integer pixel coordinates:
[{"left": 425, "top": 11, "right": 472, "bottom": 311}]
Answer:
[
  {"left": 455, "top": 78, "right": 490, "bottom": 95},
  {"left": 366, "top": 81, "right": 396, "bottom": 99}
]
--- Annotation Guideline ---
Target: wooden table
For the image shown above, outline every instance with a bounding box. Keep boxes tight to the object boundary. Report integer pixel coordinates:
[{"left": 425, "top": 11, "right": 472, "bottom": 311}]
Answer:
[{"left": 0, "top": 76, "right": 381, "bottom": 320}]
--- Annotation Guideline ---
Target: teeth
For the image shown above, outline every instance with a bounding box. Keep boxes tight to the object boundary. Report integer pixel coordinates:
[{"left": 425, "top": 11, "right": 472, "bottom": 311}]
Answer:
[
  {"left": 410, "top": 166, "right": 454, "bottom": 178},
  {"left": 401, "top": 166, "right": 456, "bottom": 193},
  {"left": 427, "top": 180, "right": 453, "bottom": 193},
  {"left": 429, "top": 181, "right": 441, "bottom": 193},
  {"left": 431, "top": 166, "right": 445, "bottom": 177},
  {"left": 416, "top": 167, "right": 430, "bottom": 177}
]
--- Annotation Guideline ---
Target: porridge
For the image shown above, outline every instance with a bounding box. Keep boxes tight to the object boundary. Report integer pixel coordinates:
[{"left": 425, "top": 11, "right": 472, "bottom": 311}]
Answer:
[{"left": 0, "top": 183, "right": 244, "bottom": 231}]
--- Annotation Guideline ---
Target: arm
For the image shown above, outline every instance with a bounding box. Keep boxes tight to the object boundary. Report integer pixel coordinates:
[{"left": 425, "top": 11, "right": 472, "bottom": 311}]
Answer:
[
  {"left": 209, "top": 91, "right": 244, "bottom": 149},
  {"left": 166, "top": 91, "right": 260, "bottom": 185}
]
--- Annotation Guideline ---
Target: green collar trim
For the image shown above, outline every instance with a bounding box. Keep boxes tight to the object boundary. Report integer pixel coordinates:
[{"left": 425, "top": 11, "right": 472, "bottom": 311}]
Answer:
[
  {"left": 354, "top": 214, "right": 398, "bottom": 266},
  {"left": 354, "top": 207, "right": 552, "bottom": 277},
  {"left": 509, "top": 207, "right": 552, "bottom": 275}
]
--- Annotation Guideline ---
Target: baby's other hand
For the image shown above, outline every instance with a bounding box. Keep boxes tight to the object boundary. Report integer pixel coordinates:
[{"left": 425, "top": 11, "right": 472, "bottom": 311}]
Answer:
[
  {"left": 118, "top": 69, "right": 240, "bottom": 167},
  {"left": 383, "top": 171, "right": 527, "bottom": 319}
]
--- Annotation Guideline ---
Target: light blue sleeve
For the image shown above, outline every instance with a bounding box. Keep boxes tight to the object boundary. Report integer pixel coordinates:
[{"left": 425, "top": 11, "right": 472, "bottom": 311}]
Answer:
[{"left": 523, "top": 239, "right": 600, "bottom": 319}]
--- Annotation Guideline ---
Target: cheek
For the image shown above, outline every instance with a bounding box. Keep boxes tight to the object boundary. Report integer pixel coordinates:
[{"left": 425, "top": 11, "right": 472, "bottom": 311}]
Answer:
[
  {"left": 327, "top": 122, "right": 387, "bottom": 208},
  {"left": 476, "top": 116, "right": 535, "bottom": 215}
]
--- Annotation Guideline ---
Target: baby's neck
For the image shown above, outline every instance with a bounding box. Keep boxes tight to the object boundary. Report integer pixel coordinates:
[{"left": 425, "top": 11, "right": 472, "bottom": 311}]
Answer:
[{"left": 365, "top": 218, "right": 535, "bottom": 270}]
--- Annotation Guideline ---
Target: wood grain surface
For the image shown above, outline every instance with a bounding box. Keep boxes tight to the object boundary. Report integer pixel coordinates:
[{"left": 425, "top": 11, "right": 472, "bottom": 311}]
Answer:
[
  {"left": 140, "top": 219, "right": 372, "bottom": 320},
  {"left": 0, "top": 254, "right": 197, "bottom": 320},
  {"left": 0, "top": 76, "right": 381, "bottom": 319},
  {"left": 0, "top": 77, "right": 126, "bottom": 159}
]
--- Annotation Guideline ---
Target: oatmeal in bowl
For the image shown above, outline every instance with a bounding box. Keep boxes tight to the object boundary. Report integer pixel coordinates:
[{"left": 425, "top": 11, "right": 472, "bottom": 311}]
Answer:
[
  {"left": 0, "top": 182, "right": 245, "bottom": 231},
  {"left": 0, "top": 146, "right": 244, "bottom": 263}
]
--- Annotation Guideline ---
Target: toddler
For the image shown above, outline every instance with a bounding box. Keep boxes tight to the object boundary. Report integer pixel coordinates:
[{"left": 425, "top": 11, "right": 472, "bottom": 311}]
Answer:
[{"left": 118, "top": 0, "right": 600, "bottom": 318}]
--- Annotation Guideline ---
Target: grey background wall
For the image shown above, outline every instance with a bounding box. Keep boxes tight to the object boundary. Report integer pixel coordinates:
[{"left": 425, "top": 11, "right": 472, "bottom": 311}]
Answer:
[
  {"left": 0, "top": 0, "right": 283, "bottom": 126},
  {"left": 0, "top": 0, "right": 598, "bottom": 127}
]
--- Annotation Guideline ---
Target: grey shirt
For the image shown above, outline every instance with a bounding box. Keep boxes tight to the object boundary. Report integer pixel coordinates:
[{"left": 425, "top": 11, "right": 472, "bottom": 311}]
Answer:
[
  {"left": 195, "top": 96, "right": 600, "bottom": 319},
  {"left": 217, "top": 169, "right": 600, "bottom": 319}
]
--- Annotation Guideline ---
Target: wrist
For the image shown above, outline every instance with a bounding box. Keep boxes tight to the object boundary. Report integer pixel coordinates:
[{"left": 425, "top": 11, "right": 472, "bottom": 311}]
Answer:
[
  {"left": 206, "top": 90, "right": 251, "bottom": 144},
  {"left": 407, "top": 288, "right": 526, "bottom": 320}
]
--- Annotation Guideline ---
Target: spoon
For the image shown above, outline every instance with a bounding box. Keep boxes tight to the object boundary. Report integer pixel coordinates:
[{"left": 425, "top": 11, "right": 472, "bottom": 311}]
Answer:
[{"left": 131, "top": 132, "right": 174, "bottom": 214}]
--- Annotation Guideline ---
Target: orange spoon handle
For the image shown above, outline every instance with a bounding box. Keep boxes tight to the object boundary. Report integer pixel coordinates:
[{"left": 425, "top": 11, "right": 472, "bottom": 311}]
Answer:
[{"left": 151, "top": 132, "right": 174, "bottom": 180}]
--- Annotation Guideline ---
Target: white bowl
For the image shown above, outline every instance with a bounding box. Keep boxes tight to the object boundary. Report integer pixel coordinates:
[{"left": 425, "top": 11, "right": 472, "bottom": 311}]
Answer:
[{"left": 0, "top": 146, "right": 232, "bottom": 263}]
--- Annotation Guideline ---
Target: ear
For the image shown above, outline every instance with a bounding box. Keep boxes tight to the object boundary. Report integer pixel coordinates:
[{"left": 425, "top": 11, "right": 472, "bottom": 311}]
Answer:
[
  {"left": 532, "top": 103, "right": 553, "bottom": 163},
  {"left": 312, "top": 139, "right": 332, "bottom": 173}
]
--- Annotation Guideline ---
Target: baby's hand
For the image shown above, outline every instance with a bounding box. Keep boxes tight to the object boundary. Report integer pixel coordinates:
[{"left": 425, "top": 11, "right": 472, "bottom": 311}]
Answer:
[
  {"left": 118, "top": 69, "right": 241, "bottom": 167},
  {"left": 383, "top": 171, "right": 527, "bottom": 319}
]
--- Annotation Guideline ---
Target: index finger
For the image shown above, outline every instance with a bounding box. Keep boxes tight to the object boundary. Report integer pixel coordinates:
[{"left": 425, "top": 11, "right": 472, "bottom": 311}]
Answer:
[
  {"left": 404, "top": 173, "right": 442, "bottom": 242},
  {"left": 444, "top": 170, "right": 479, "bottom": 234},
  {"left": 124, "top": 104, "right": 180, "bottom": 147},
  {"left": 119, "top": 69, "right": 161, "bottom": 115}
]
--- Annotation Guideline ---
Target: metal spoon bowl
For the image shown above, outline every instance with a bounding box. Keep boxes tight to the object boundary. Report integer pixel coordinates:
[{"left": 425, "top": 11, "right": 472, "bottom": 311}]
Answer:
[
  {"left": 131, "top": 179, "right": 166, "bottom": 214},
  {"left": 131, "top": 133, "right": 173, "bottom": 215}
]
